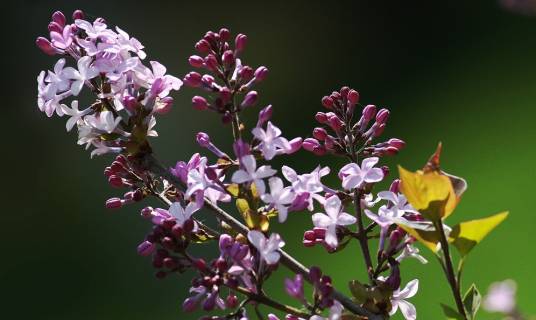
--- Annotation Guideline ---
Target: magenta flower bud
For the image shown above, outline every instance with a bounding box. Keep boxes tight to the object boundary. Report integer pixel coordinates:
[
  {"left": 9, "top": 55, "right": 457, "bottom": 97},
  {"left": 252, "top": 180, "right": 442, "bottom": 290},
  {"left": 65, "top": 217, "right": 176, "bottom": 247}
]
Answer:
[
  {"left": 95, "top": 17, "right": 106, "bottom": 24},
  {"left": 163, "top": 257, "right": 177, "bottom": 269},
  {"left": 201, "top": 74, "right": 215, "bottom": 87},
  {"left": 141, "top": 206, "right": 153, "bottom": 218},
  {"left": 324, "top": 135, "right": 336, "bottom": 151},
  {"left": 219, "top": 28, "right": 230, "bottom": 41},
  {"left": 222, "top": 50, "right": 235, "bottom": 68},
  {"left": 219, "top": 87, "right": 232, "bottom": 103},
  {"left": 239, "top": 65, "right": 254, "bottom": 81},
  {"left": 340, "top": 86, "right": 350, "bottom": 98},
  {"left": 388, "top": 138, "right": 406, "bottom": 150},
  {"left": 183, "top": 297, "right": 199, "bottom": 312},
  {"left": 72, "top": 9, "right": 85, "bottom": 20},
  {"left": 389, "top": 179, "right": 400, "bottom": 193},
  {"left": 315, "top": 112, "right": 328, "bottom": 124},
  {"left": 171, "top": 225, "right": 183, "bottom": 238},
  {"left": 226, "top": 295, "right": 238, "bottom": 308},
  {"left": 192, "top": 96, "right": 209, "bottom": 110},
  {"left": 155, "top": 96, "right": 173, "bottom": 114},
  {"left": 376, "top": 108, "right": 390, "bottom": 124},
  {"left": 137, "top": 241, "right": 155, "bottom": 256},
  {"left": 389, "top": 228, "right": 405, "bottom": 248},
  {"left": 328, "top": 114, "right": 344, "bottom": 131},
  {"left": 285, "top": 274, "right": 304, "bottom": 301},
  {"left": 330, "top": 91, "right": 341, "bottom": 101},
  {"left": 347, "top": 89, "right": 359, "bottom": 105},
  {"left": 233, "top": 139, "right": 251, "bottom": 159},
  {"left": 254, "top": 66, "right": 269, "bottom": 82},
  {"left": 184, "top": 71, "right": 202, "bottom": 87},
  {"left": 183, "top": 219, "right": 195, "bottom": 234},
  {"left": 374, "top": 123, "right": 386, "bottom": 137},
  {"left": 195, "top": 39, "right": 211, "bottom": 53},
  {"left": 313, "top": 127, "right": 328, "bottom": 141},
  {"left": 204, "top": 31, "right": 217, "bottom": 42},
  {"left": 384, "top": 146, "right": 399, "bottom": 156},
  {"left": 36, "top": 37, "right": 58, "bottom": 56},
  {"left": 52, "top": 11, "right": 66, "bottom": 27},
  {"left": 381, "top": 165, "right": 390, "bottom": 177},
  {"left": 302, "top": 138, "right": 320, "bottom": 152},
  {"left": 194, "top": 258, "right": 207, "bottom": 271},
  {"left": 235, "top": 33, "right": 247, "bottom": 52},
  {"left": 108, "top": 175, "right": 124, "bottom": 188},
  {"left": 48, "top": 21, "right": 63, "bottom": 33},
  {"left": 286, "top": 137, "right": 303, "bottom": 154},
  {"left": 241, "top": 91, "right": 258, "bottom": 108},
  {"left": 313, "top": 227, "right": 327, "bottom": 238},
  {"left": 303, "top": 239, "right": 315, "bottom": 247},
  {"left": 321, "top": 96, "right": 334, "bottom": 109},
  {"left": 196, "top": 132, "right": 211, "bottom": 147},
  {"left": 362, "top": 104, "right": 377, "bottom": 121},
  {"left": 188, "top": 55, "right": 204, "bottom": 68},
  {"left": 132, "top": 189, "right": 144, "bottom": 202},
  {"left": 105, "top": 197, "right": 122, "bottom": 209},
  {"left": 304, "top": 230, "right": 316, "bottom": 241},
  {"left": 204, "top": 54, "right": 219, "bottom": 71},
  {"left": 257, "top": 104, "right": 273, "bottom": 126},
  {"left": 309, "top": 266, "right": 322, "bottom": 283}
]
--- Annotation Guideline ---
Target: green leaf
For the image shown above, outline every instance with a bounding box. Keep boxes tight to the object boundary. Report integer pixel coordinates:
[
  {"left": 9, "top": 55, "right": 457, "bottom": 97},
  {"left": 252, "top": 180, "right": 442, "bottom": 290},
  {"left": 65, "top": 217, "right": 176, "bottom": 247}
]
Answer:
[
  {"left": 463, "top": 284, "right": 481, "bottom": 320},
  {"left": 448, "top": 211, "right": 509, "bottom": 257},
  {"left": 440, "top": 303, "right": 464, "bottom": 320},
  {"left": 349, "top": 280, "right": 369, "bottom": 303}
]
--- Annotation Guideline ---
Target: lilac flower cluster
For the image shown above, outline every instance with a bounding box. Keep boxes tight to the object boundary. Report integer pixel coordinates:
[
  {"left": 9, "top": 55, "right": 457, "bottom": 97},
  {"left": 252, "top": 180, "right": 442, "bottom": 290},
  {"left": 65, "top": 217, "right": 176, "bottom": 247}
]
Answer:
[{"left": 35, "top": 9, "right": 513, "bottom": 320}]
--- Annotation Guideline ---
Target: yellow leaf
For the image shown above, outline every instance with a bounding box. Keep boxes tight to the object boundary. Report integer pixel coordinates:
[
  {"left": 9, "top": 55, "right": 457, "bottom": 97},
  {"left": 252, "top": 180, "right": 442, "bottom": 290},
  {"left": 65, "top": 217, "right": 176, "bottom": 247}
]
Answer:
[
  {"left": 398, "top": 224, "right": 441, "bottom": 252},
  {"left": 235, "top": 198, "right": 269, "bottom": 232},
  {"left": 227, "top": 184, "right": 239, "bottom": 197},
  {"left": 448, "top": 211, "right": 509, "bottom": 257},
  {"left": 398, "top": 166, "right": 457, "bottom": 221}
]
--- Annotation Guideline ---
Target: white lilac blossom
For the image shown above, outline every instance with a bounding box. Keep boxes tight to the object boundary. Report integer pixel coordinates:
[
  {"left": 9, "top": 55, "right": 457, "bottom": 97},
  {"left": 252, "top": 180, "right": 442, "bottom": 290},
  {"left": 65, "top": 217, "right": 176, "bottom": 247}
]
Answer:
[
  {"left": 261, "top": 177, "right": 296, "bottom": 222},
  {"left": 338, "top": 157, "right": 384, "bottom": 190},
  {"left": 282, "top": 165, "right": 330, "bottom": 211},
  {"left": 312, "top": 196, "right": 357, "bottom": 248},
  {"left": 169, "top": 202, "right": 199, "bottom": 229},
  {"left": 396, "top": 244, "right": 428, "bottom": 264},
  {"left": 247, "top": 230, "right": 285, "bottom": 265},
  {"left": 63, "top": 56, "right": 100, "bottom": 95},
  {"left": 231, "top": 155, "right": 277, "bottom": 195},
  {"left": 60, "top": 100, "right": 91, "bottom": 131},
  {"left": 483, "top": 280, "right": 517, "bottom": 314},
  {"left": 252, "top": 121, "right": 291, "bottom": 160},
  {"left": 389, "top": 279, "right": 419, "bottom": 320}
]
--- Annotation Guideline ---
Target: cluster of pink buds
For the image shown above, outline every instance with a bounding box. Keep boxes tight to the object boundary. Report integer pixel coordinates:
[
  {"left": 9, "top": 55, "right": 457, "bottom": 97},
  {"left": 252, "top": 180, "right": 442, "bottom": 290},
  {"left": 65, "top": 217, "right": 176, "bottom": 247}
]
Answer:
[
  {"left": 184, "top": 28, "right": 267, "bottom": 123},
  {"left": 304, "top": 86, "right": 405, "bottom": 158},
  {"left": 104, "top": 155, "right": 147, "bottom": 209}
]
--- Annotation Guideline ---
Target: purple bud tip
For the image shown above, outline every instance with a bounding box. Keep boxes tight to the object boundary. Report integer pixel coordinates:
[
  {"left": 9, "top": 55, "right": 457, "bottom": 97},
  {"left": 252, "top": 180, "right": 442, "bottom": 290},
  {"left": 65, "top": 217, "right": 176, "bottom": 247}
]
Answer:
[
  {"left": 195, "top": 39, "right": 211, "bottom": 53},
  {"left": 235, "top": 34, "right": 247, "bottom": 52},
  {"left": 36, "top": 37, "right": 57, "bottom": 56},
  {"left": 315, "top": 112, "right": 328, "bottom": 124},
  {"left": 362, "top": 104, "right": 377, "bottom": 121},
  {"left": 376, "top": 108, "right": 390, "bottom": 124},
  {"left": 137, "top": 241, "right": 155, "bottom": 256},
  {"left": 105, "top": 197, "right": 122, "bottom": 209},
  {"left": 241, "top": 91, "right": 258, "bottom": 108},
  {"left": 183, "top": 297, "right": 198, "bottom": 312},
  {"left": 254, "top": 66, "right": 269, "bottom": 82},
  {"left": 184, "top": 72, "right": 202, "bottom": 87},
  {"left": 222, "top": 50, "right": 235, "bottom": 67},
  {"left": 72, "top": 9, "right": 85, "bottom": 20},
  {"left": 258, "top": 104, "right": 273, "bottom": 125},
  {"left": 287, "top": 137, "right": 303, "bottom": 154},
  {"left": 188, "top": 55, "right": 205, "bottom": 68},
  {"left": 389, "top": 179, "right": 400, "bottom": 193},
  {"left": 347, "top": 89, "right": 359, "bottom": 105},
  {"left": 141, "top": 207, "right": 154, "bottom": 218},
  {"left": 321, "top": 96, "right": 334, "bottom": 109},
  {"left": 196, "top": 132, "right": 211, "bottom": 147},
  {"left": 239, "top": 66, "right": 254, "bottom": 81},
  {"left": 388, "top": 138, "right": 406, "bottom": 150},
  {"left": 226, "top": 295, "right": 239, "bottom": 308},
  {"left": 52, "top": 11, "right": 66, "bottom": 26},
  {"left": 192, "top": 96, "right": 209, "bottom": 110},
  {"left": 219, "top": 28, "right": 230, "bottom": 41},
  {"left": 313, "top": 127, "right": 328, "bottom": 141}
]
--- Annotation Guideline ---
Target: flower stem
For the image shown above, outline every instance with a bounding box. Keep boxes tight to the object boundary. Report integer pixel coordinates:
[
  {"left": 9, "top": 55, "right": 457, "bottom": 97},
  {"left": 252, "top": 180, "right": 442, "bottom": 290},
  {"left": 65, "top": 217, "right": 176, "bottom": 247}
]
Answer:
[
  {"left": 353, "top": 191, "right": 375, "bottom": 282},
  {"left": 436, "top": 221, "right": 467, "bottom": 320}
]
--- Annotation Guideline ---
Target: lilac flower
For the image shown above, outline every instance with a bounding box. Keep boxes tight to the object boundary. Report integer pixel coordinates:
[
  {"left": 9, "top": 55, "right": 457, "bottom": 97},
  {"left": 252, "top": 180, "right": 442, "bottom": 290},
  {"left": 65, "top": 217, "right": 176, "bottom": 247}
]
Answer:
[
  {"left": 232, "top": 155, "right": 276, "bottom": 195},
  {"left": 338, "top": 157, "right": 384, "bottom": 190},
  {"left": 169, "top": 201, "right": 199, "bottom": 230},
  {"left": 284, "top": 274, "right": 304, "bottom": 301},
  {"left": 396, "top": 244, "right": 428, "bottom": 264},
  {"left": 143, "top": 61, "right": 182, "bottom": 97},
  {"left": 483, "top": 280, "right": 517, "bottom": 314},
  {"left": 37, "top": 71, "right": 63, "bottom": 117},
  {"left": 377, "top": 191, "right": 418, "bottom": 216},
  {"left": 247, "top": 230, "right": 285, "bottom": 265},
  {"left": 75, "top": 19, "right": 115, "bottom": 40},
  {"left": 50, "top": 24, "right": 73, "bottom": 50},
  {"left": 312, "top": 196, "right": 357, "bottom": 247},
  {"left": 60, "top": 100, "right": 91, "bottom": 131},
  {"left": 252, "top": 121, "right": 291, "bottom": 160},
  {"left": 63, "top": 56, "right": 99, "bottom": 96},
  {"left": 45, "top": 58, "right": 70, "bottom": 92},
  {"left": 261, "top": 177, "right": 296, "bottom": 223},
  {"left": 389, "top": 279, "right": 418, "bottom": 320},
  {"left": 310, "top": 301, "right": 344, "bottom": 320},
  {"left": 282, "top": 165, "right": 330, "bottom": 211},
  {"left": 84, "top": 110, "right": 122, "bottom": 134}
]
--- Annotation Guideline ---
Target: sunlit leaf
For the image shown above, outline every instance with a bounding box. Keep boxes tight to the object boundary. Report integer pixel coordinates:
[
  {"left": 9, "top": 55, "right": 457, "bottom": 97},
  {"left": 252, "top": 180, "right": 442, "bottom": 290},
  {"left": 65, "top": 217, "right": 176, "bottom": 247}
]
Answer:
[
  {"left": 226, "top": 184, "right": 239, "bottom": 197},
  {"left": 236, "top": 198, "right": 269, "bottom": 232},
  {"left": 463, "top": 284, "right": 481, "bottom": 320},
  {"left": 398, "top": 166, "right": 457, "bottom": 221},
  {"left": 398, "top": 224, "right": 441, "bottom": 252},
  {"left": 448, "top": 211, "right": 509, "bottom": 257}
]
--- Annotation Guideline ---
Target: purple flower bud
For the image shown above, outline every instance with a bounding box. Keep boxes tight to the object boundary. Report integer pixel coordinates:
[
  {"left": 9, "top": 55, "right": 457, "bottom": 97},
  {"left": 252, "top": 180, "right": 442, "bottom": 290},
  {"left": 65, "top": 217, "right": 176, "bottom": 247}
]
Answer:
[
  {"left": 328, "top": 114, "right": 344, "bottom": 131},
  {"left": 374, "top": 123, "right": 386, "bottom": 137},
  {"left": 219, "top": 28, "right": 230, "bottom": 41},
  {"left": 389, "top": 227, "right": 405, "bottom": 249},
  {"left": 302, "top": 138, "right": 321, "bottom": 152},
  {"left": 163, "top": 257, "right": 177, "bottom": 269},
  {"left": 195, "top": 39, "right": 211, "bottom": 53},
  {"left": 257, "top": 105, "right": 273, "bottom": 126},
  {"left": 254, "top": 66, "right": 269, "bottom": 82},
  {"left": 235, "top": 34, "right": 247, "bottom": 52},
  {"left": 389, "top": 179, "right": 400, "bottom": 193},
  {"left": 376, "top": 108, "right": 390, "bottom": 124},
  {"left": 321, "top": 96, "right": 334, "bottom": 109},
  {"left": 155, "top": 96, "right": 173, "bottom": 114},
  {"left": 303, "top": 230, "right": 316, "bottom": 241},
  {"left": 141, "top": 207, "right": 154, "bottom": 218},
  {"left": 347, "top": 89, "right": 359, "bottom": 105},
  {"left": 286, "top": 137, "right": 303, "bottom": 154},
  {"left": 183, "top": 297, "right": 199, "bottom": 312},
  {"left": 309, "top": 266, "right": 322, "bottom": 283},
  {"left": 241, "top": 91, "right": 258, "bottom": 108},
  {"left": 233, "top": 139, "right": 251, "bottom": 158},
  {"left": 219, "top": 234, "right": 234, "bottom": 251},
  {"left": 315, "top": 112, "right": 328, "bottom": 124},
  {"left": 36, "top": 37, "right": 58, "bottom": 56},
  {"left": 105, "top": 197, "right": 122, "bottom": 209},
  {"left": 204, "top": 54, "right": 219, "bottom": 71},
  {"left": 52, "top": 11, "right": 66, "bottom": 27},
  {"left": 72, "top": 9, "right": 85, "bottom": 20},
  {"left": 388, "top": 138, "right": 406, "bottom": 150},
  {"left": 381, "top": 165, "right": 390, "bottom": 177},
  {"left": 171, "top": 224, "right": 183, "bottom": 238},
  {"left": 184, "top": 72, "right": 202, "bottom": 87},
  {"left": 137, "top": 241, "right": 155, "bottom": 256},
  {"left": 362, "top": 104, "right": 377, "bottom": 122},
  {"left": 219, "top": 87, "right": 232, "bottom": 103},
  {"left": 192, "top": 96, "right": 209, "bottom": 110},
  {"left": 222, "top": 50, "right": 235, "bottom": 68},
  {"left": 108, "top": 175, "right": 124, "bottom": 188},
  {"left": 189, "top": 55, "right": 205, "bottom": 68},
  {"left": 385, "top": 262, "right": 401, "bottom": 290},
  {"left": 48, "top": 21, "right": 63, "bottom": 33},
  {"left": 313, "top": 127, "right": 328, "bottom": 140},
  {"left": 196, "top": 132, "right": 211, "bottom": 147}
]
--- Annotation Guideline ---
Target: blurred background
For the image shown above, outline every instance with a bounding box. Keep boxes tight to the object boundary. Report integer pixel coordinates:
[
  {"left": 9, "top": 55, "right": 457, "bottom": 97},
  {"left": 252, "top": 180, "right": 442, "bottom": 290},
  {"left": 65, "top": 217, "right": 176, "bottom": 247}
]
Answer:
[{"left": 3, "top": 0, "right": 536, "bottom": 319}]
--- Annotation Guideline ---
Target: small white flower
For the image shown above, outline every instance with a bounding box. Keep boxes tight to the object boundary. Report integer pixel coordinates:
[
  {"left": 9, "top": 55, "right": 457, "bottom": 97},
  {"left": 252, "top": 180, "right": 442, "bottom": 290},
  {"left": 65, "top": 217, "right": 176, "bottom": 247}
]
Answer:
[
  {"left": 312, "top": 196, "right": 357, "bottom": 248},
  {"left": 60, "top": 100, "right": 91, "bottom": 132},
  {"left": 483, "top": 280, "right": 517, "bottom": 314},
  {"left": 75, "top": 19, "right": 116, "bottom": 40},
  {"left": 338, "top": 157, "right": 384, "bottom": 190},
  {"left": 63, "top": 56, "right": 100, "bottom": 96},
  {"left": 45, "top": 58, "right": 70, "bottom": 92},
  {"left": 390, "top": 279, "right": 419, "bottom": 320},
  {"left": 84, "top": 110, "right": 121, "bottom": 134},
  {"left": 169, "top": 202, "right": 199, "bottom": 229},
  {"left": 396, "top": 244, "right": 428, "bottom": 264},
  {"left": 247, "top": 230, "right": 285, "bottom": 265},
  {"left": 282, "top": 165, "right": 330, "bottom": 211},
  {"left": 252, "top": 121, "right": 291, "bottom": 160},
  {"left": 232, "top": 155, "right": 277, "bottom": 195},
  {"left": 261, "top": 177, "right": 296, "bottom": 223}
]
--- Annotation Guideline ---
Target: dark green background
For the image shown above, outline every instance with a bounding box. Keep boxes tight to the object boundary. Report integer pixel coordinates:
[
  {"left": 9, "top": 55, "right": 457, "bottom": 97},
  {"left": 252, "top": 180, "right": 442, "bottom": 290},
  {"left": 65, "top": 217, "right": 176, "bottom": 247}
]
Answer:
[{"left": 3, "top": 1, "right": 535, "bottom": 319}]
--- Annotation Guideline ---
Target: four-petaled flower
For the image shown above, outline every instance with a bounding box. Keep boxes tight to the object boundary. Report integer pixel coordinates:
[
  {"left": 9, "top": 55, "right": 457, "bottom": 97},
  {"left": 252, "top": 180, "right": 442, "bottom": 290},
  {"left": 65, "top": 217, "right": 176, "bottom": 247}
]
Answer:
[
  {"left": 61, "top": 100, "right": 91, "bottom": 131},
  {"left": 339, "top": 157, "right": 384, "bottom": 190},
  {"left": 312, "top": 195, "right": 357, "bottom": 247},
  {"left": 232, "top": 155, "right": 276, "bottom": 195},
  {"left": 390, "top": 279, "right": 419, "bottom": 320},
  {"left": 63, "top": 56, "right": 99, "bottom": 96},
  {"left": 252, "top": 121, "right": 291, "bottom": 160},
  {"left": 247, "top": 230, "right": 285, "bottom": 265},
  {"left": 261, "top": 177, "right": 296, "bottom": 222},
  {"left": 84, "top": 110, "right": 122, "bottom": 134},
  {"left": 169, "top": 201, "right": 199, "bottom": 229}
]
